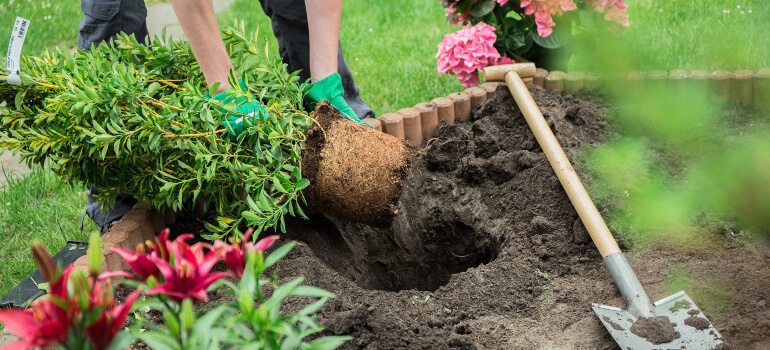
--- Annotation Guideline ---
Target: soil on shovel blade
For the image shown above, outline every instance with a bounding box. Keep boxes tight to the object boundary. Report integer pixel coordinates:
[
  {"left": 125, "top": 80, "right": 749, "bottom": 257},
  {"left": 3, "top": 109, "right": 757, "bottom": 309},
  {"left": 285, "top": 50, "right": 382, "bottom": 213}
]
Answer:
[{"left": 153, "top": 85, "right": 770, "bottom": 349}]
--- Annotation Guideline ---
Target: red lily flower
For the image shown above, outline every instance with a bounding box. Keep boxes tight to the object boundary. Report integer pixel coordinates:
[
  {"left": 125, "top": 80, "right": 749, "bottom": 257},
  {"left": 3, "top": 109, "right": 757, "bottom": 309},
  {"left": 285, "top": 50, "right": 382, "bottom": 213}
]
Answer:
[
  {"left": 84, "top": 288, "right": 141, "bottom": 350},
  {"left": 112, "top": 229, "right": 193, "bottom": 282},
  {"left": 0, "top": 297, "right": 70, "bottom": 350},
  {"left": 146, "top": 239, "right": 230, "bottom": 302},
  {"left": 214, "top": 229, "right": 279, "bottom": 278}
]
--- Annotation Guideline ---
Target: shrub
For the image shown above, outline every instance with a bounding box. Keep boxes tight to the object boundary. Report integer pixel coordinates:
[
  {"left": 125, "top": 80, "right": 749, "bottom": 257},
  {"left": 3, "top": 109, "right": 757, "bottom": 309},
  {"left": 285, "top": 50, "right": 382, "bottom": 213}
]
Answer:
[{"left": 1, "top": 24, "right": 311, "bottom": 240}]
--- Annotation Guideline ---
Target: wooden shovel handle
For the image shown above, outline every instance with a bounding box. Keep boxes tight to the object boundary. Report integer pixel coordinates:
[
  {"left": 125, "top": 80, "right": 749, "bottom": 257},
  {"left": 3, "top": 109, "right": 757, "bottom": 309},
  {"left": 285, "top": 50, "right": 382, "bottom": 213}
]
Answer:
[{"left": 504, "top": 72, "right": 621, "bottom": 258}]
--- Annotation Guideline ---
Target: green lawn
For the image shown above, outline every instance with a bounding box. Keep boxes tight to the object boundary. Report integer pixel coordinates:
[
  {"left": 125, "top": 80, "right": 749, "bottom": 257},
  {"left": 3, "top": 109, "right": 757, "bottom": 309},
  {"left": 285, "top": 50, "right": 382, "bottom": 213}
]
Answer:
[
  {"left": 572, "top": 0, "right": 770, "bottom": 71},
  {"left": 0, "top": 166, "right": 96, "bottom": 298},
  {"left": 0, "top": 0, "right": 82, "bottom": 58}
]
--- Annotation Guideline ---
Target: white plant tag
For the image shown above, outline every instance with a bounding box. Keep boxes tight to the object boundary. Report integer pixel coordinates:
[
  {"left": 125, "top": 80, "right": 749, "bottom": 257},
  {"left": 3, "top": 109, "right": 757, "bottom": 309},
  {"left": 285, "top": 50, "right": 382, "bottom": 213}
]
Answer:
[{"left": 6, "top": 17, "right": 30, "bottom": 85}]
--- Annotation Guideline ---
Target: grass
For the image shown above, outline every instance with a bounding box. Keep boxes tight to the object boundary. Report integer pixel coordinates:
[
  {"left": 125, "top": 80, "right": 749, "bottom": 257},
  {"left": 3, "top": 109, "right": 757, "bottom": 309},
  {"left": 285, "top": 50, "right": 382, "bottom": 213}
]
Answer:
[
  {"left": 0, "top": 165, "right": 97, "bottom": 299},
  {"left": 571, "top": 0, "right": 770, "bottom": 72},
  {"left": 218, "top": 0, "right": 465, "bottom": 114},
  {"left": 0, "top": 0, "right": 82, "bottom": 58}
]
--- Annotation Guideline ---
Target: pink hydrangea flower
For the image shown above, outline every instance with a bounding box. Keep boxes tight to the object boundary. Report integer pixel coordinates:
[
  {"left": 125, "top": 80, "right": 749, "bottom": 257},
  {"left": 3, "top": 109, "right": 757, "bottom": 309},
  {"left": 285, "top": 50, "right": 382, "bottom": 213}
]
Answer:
[
  {"left": 436, "top": 23, "right": 514, "bottom": 87},
  {"left": 446, "top": 2, "right": 470, "bottom": 26},
  {"left": 520, "top": 0, "right": 578, "bottom": 37},
  {"left": 584, "top": 0, "right": 630, "bottom": 27},
  {"left": 496, "top": 0, "right": 510, "bottom": 5}
]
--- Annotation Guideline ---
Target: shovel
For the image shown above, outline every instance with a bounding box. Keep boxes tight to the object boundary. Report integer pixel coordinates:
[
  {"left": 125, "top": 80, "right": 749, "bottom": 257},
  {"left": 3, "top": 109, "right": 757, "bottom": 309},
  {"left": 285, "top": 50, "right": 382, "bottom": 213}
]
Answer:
[{"left": 484, "top": 64, "right": 724, "bottom": 349}]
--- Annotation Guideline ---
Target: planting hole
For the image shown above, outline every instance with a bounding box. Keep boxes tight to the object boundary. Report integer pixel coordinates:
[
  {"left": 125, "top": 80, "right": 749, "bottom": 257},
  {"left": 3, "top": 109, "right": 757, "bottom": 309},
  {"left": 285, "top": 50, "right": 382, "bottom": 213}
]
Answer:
[{"left": 283, "top": 209, "right": 500, "bottom": 292}]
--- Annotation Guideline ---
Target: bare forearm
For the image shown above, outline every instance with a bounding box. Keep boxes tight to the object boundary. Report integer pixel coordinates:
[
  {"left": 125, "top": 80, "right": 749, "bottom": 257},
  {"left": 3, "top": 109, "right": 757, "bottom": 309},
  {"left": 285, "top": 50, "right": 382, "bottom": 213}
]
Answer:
[
  {"left": 305, "top": 0, "right": 341, "bottom": 82},
  {"left": 171, "top": 0, "right": 233, "bottom": 93}
]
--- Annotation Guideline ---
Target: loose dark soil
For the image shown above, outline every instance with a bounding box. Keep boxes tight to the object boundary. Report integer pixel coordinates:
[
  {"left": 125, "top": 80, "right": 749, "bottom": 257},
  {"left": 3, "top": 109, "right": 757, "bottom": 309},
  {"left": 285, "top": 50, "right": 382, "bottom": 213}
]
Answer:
[{"left": 153, "top": 85, "right": 770, "bottom": 349}]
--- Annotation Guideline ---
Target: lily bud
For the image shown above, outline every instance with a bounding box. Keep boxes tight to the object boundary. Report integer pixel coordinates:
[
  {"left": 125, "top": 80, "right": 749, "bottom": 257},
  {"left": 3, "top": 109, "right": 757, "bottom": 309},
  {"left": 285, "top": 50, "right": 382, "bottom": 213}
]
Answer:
[
  {"left": 30, "top": 240, "right": 59, "bottom": 283},
  {"left": 72, "top": 271, "right": 91, "bottom": 311},
  {"left": 87, "top": 232, "right": 102, "bottom": 278}
]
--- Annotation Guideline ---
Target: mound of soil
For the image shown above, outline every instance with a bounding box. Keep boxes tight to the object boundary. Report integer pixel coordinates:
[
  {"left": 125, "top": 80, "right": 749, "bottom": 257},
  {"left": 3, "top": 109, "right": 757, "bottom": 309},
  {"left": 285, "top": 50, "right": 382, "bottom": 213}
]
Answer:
[{"left": 163, "top": 85, "right": 770, "bottom": 349}]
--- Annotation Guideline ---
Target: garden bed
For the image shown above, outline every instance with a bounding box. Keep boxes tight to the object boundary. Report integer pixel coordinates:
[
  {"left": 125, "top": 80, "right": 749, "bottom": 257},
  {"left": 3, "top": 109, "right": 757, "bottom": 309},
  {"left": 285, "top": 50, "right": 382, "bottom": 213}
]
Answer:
[{"left": 149, "top": 85, "right": 770, "bottom": 349}]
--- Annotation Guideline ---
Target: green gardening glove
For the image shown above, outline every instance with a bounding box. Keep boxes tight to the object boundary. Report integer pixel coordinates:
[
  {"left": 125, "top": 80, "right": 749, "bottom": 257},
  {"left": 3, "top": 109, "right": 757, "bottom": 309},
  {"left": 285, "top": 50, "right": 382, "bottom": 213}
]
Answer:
[
  {"left": 304, "top": 73, "right": 373, "bottom": 128},
  {"left": 211, "top": 80, "right": 268, "bottom": 142}
]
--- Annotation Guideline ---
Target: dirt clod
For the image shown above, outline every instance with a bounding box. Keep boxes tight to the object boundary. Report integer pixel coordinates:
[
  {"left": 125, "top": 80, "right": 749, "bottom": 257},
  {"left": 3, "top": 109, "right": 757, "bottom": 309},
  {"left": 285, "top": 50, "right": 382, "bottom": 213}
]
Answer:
[
  {"left": 629, "top": 316, "right": 681, "bottom": 345},
  {"left": 685, "top": 316, "right": 711, "bottom": 330}
]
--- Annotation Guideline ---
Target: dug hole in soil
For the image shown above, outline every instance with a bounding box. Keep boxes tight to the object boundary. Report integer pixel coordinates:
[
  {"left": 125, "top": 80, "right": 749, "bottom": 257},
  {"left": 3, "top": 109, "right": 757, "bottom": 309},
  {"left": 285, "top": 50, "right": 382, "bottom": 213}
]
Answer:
[{"left": 164, "top": 85, "right": 770, "bottom": 349}]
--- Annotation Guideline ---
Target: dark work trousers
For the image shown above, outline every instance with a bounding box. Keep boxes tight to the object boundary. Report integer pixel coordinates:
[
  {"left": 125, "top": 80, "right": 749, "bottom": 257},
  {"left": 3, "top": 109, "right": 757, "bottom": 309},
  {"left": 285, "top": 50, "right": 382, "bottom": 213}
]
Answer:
[
  {"left": 77, "top": 0, "right": 374, "bottom": 230},
  {"left": 258, "top": 0, "right": 375, "bottom": 119},
  {"left": 78, "top": 0, "right": 147, "bottom": 230}
]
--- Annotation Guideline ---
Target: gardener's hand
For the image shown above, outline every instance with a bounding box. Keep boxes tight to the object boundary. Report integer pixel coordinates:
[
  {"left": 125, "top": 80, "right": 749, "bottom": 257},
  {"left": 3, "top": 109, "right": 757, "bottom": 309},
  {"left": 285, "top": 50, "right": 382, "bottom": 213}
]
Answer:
[
  {"left": 304, "top": 73, "right": 373, "bottom": 128},
  {"left": 211, "top": 81, "right": 268, "bottom": 142}
]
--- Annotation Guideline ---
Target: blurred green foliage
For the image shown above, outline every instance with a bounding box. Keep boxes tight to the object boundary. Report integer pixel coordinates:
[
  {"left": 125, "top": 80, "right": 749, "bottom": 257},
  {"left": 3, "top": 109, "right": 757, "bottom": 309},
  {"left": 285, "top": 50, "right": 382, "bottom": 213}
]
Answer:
[{"left": 570, "top": 0, "right": 770, "bottom": 243}]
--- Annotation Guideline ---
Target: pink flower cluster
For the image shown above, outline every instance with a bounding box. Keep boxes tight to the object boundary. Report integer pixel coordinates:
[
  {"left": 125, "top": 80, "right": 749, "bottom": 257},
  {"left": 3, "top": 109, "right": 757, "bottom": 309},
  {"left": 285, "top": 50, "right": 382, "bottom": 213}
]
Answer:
[
  {"left": 520, "top": 0, "right": 578, "bottom": 38},
  {"left": 436, "top": 23, "right": 513, "bottom": 87},
  {"left": 443, "top": 0, "right": 511, "bottom": 26},
  {"left": 584, "top": 0, "right": 630, "bottom": 27}
]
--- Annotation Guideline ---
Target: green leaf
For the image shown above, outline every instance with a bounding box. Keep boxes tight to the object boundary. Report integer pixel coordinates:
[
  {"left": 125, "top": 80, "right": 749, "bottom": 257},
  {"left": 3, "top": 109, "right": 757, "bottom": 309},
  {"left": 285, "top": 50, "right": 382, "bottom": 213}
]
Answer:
[
  {"left": 139, "top": 332, "right": 181, "bottom": 350},
  {"left": 242, "top": 211, "right": 260, "bottom": 223},
  {"left": 15, "top": 90, "right": 25, "bottom": 108},
  {"left": 293, "top": 286, "right": 334, "bottom": 298},
  {"left": 297, "top": 297, "right": 328, "bottom": 316},
  {"left": 208, "top": 82, "right": 221, "bottom": 97},
  {"left": 470, "top": 0, "right": 496, "bottom": 17},
  {"left": 506, "top": 10, "right": 522, "bottom": 21},
  {"left": 150, "top": 81, "right": 165, "bottom": 95},
  {"left": 295, "top": 178, "right": 310, "bottom": 191},
  {"left": 530, "top": 29, "right": 566, "bottom": 49},
  {"left": 105, "top": 331, "right": 136, "bottom": 350},
  {"left": 305, "top": 336, "right": 354, "bottom": 350},
  {"left": 264, "top": 242, "right": 295, "bottom": 269},
  {"left": 272, "top": 177, "right": 288, "bottom": 193}
]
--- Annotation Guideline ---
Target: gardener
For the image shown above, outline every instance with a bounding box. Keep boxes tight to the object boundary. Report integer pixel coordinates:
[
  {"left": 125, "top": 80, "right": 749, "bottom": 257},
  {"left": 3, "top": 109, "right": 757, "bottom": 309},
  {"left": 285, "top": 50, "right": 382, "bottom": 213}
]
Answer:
[{"left": 78, "top": 0, "right": 374, "bottom": 231}]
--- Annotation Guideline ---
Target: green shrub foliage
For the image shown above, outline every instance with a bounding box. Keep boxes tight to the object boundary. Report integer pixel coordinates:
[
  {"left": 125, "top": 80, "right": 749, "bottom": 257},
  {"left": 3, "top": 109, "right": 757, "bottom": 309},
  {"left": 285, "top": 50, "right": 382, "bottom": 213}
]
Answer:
[{"left": 0, "top": 25, "right": 313, "bottom": 239}]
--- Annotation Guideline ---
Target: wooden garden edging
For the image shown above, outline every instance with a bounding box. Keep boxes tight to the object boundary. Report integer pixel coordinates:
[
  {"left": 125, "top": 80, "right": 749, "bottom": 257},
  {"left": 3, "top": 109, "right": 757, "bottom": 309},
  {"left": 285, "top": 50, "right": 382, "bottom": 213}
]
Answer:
[{"left": 370, "top": 68, "right": 770, "bottom": 146}]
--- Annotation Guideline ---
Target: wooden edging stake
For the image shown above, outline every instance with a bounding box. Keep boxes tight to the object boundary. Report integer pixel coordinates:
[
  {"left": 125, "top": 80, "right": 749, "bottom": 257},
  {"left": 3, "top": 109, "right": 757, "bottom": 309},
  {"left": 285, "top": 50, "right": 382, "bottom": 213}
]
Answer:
[
  {"left": 564, "top": 72, "right": 585, "bottom": 93},
  {"left": 414, "top": 102, "right": 439, "bottom": 141},
  {"left": 535, "top": 68, "right": 548, "bottom": 88},
  {"left": 465, "top": 87, "right": 487, "bottom": 109},
  {"left": 545, "top": 71, "right": 566, "bottom": 93},
  {"left": 431, "top": 97, "right": 456, "bottom": 124},
  {"left": 364, "top": 118, "right": 383, "bottom": 132},
  {"left": 397, "top": 107, "right": 423, "bottom": 147},
  {"left": 732, "top": 70, "right": 754, "bottom": 106},
  {"left": 710, "top": 70, "right": 733, "bottom": 104},
  {"left": 755, "top": 68, "right": 770, "bottom": 108},
  {"left": 448, "top": 92, "right": 471, "bottom": 121},
  {"left": 380, "top": 113, "right": 405, "bottom": 140},
  {"left": 480, "top": 82, "right": 501, "bottom": 99}
]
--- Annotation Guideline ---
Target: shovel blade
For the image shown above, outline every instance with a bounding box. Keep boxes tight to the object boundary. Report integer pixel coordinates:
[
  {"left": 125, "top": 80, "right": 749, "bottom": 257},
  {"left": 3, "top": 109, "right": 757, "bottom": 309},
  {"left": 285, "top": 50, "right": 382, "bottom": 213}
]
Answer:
[{"left": 593, "top": 291, "right": 724, "bottom": 349}]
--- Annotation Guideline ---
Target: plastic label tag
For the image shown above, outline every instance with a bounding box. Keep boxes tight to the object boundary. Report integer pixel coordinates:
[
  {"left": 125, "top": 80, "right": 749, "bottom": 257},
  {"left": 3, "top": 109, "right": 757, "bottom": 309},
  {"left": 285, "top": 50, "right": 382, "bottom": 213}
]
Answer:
[{"left": 6, "top": 17, "right": 30, "bottom": 85}]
